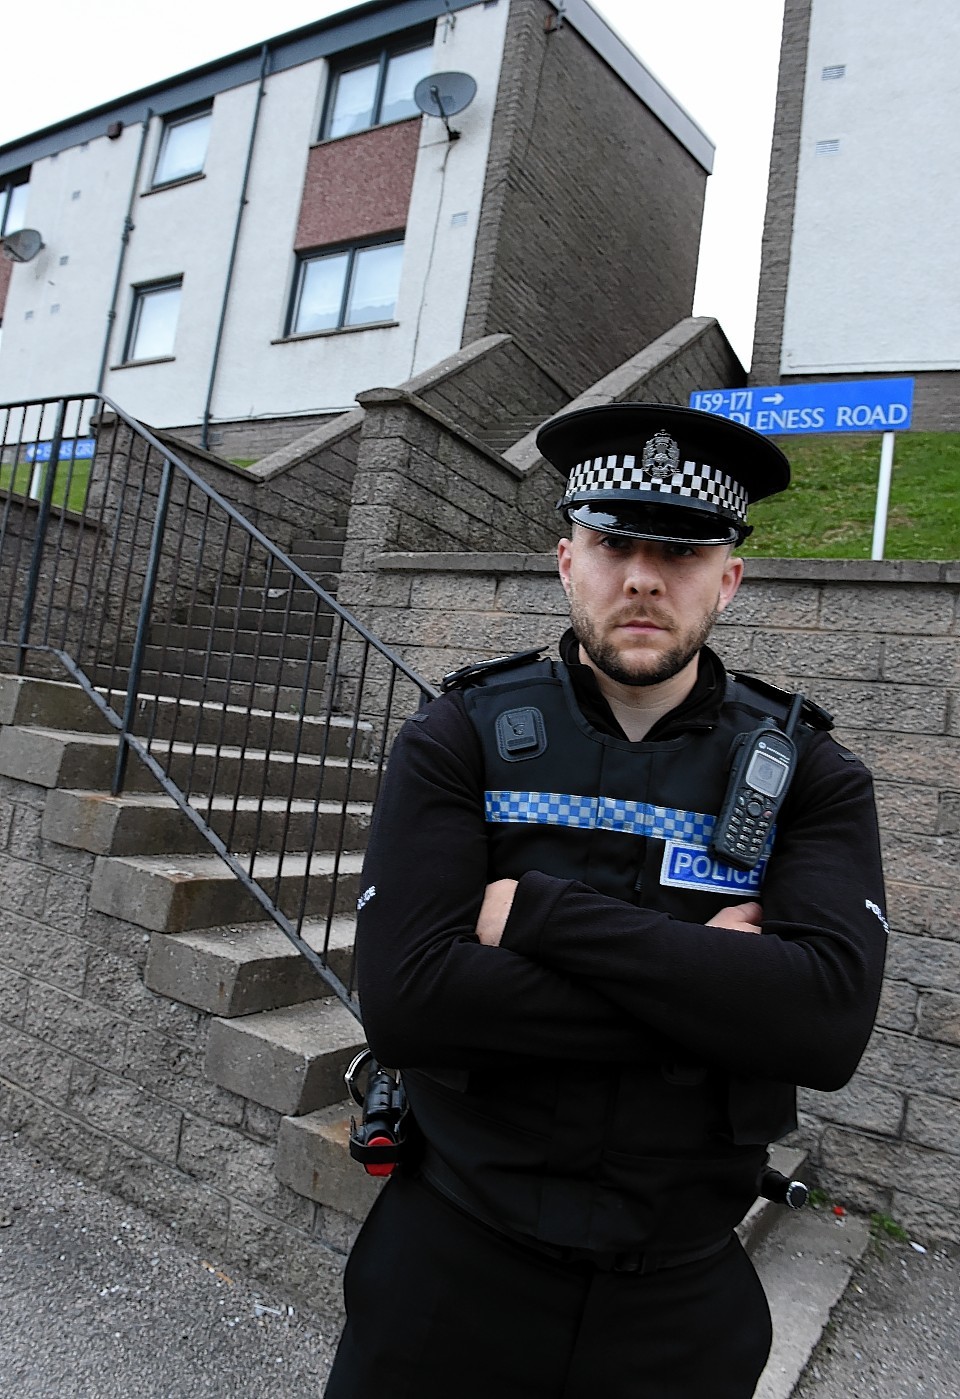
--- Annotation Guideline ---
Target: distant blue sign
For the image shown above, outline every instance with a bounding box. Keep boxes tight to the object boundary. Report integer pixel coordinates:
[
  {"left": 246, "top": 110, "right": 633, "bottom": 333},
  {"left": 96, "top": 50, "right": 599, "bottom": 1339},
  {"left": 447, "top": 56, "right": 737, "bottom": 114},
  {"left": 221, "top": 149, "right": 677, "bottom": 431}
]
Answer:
[
  {"left": 24, "top": 437, "right": 96, "bottom": 463},
  {"left": 689, "top": 379, "right": 914, "bottom": 435}
]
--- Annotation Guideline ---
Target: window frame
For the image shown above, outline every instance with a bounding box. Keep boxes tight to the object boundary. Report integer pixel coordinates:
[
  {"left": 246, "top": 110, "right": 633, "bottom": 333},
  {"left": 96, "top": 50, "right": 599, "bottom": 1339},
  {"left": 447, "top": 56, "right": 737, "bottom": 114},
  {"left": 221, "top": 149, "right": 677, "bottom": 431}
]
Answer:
[
  {"left": 320, "top": 28, "right": 434, "bottom": 141},
  {"left": 1, "top": 173, "right": 31, "bottom": 237},
  {"left": 123, "top": 277, "right": 184, "bottom": 363},
  {"left": 287, "top": 236, "right": 404, "bottom": 337},
  {"left": 151, "top": 107, "right": 213, "bottom": 189}
]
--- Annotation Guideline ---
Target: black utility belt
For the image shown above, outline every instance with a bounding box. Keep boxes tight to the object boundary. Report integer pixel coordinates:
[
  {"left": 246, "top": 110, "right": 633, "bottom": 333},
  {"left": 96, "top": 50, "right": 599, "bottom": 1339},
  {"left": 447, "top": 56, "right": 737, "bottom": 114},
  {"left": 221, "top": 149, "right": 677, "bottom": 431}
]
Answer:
[{"left": 417, "top": 1164, "right": 731, "bottom": 1276}]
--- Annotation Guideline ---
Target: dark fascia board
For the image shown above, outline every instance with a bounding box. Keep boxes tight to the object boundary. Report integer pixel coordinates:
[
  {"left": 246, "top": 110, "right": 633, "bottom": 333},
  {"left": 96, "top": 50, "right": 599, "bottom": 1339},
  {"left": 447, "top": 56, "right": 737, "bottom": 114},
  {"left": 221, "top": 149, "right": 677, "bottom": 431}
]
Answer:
[{"left": 0, "top": 0, "right": 479, "bottom": 179}]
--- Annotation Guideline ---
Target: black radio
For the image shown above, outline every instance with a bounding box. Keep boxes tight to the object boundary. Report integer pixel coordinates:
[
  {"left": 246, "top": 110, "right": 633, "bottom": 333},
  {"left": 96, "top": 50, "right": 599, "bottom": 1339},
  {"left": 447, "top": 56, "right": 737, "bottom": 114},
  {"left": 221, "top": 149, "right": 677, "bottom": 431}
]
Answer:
[{"left": 711, "top": 719, "right": 798, "bottom": 871}]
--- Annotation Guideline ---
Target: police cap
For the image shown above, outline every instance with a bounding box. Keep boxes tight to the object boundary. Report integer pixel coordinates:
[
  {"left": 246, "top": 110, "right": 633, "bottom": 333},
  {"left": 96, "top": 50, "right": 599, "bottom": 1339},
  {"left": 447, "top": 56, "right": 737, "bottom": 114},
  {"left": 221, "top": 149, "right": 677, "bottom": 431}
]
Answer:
[{"left": 537, "top": 402, "right": 791, "bottom": 545}]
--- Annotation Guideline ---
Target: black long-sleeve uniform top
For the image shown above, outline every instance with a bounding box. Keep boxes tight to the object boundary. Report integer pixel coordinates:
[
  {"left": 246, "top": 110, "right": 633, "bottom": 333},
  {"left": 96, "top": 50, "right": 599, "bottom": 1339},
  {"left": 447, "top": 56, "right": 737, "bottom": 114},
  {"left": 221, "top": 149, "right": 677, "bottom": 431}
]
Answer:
[{"left": 356, "top": 638, "right": 888, "bottom": 1094}]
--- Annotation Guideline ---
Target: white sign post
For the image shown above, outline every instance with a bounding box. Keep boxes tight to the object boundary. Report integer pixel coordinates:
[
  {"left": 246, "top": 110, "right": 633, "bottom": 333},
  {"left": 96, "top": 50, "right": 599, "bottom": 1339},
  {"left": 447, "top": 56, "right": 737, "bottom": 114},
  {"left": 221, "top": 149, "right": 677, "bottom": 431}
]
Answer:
[{"left": 870, "top": 431, "right": 896, "bottom": 561}]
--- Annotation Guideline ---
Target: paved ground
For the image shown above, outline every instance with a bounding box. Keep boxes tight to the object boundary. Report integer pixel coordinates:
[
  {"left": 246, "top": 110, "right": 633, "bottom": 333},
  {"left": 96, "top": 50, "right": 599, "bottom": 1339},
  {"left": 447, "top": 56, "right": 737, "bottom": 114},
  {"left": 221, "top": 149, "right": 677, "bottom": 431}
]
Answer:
[
  {"left": 1, "top": 1129, "right": 958, "bottom": 1398},
  {"left": 792, "top": 1228, "right": 960, "bottom": 1399},
  {"left": 0, "top": 1132, "right": 339, "bottom": 1397}
]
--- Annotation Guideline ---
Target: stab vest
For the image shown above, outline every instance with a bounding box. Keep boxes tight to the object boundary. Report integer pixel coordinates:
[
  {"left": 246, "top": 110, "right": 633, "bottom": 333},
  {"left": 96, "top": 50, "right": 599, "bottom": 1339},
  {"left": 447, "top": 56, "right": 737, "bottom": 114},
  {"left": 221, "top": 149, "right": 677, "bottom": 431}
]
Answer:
[{"left": 408, "top": 654, "right": 828, "bottom": 1253}]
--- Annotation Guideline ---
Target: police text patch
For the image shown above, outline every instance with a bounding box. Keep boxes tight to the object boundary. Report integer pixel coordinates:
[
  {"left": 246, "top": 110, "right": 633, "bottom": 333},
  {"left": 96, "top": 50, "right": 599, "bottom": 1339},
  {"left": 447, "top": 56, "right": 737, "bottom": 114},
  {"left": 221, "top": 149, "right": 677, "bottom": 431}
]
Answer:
[{"left": 660, "top": 840, "right": 768, "bottom": 895}]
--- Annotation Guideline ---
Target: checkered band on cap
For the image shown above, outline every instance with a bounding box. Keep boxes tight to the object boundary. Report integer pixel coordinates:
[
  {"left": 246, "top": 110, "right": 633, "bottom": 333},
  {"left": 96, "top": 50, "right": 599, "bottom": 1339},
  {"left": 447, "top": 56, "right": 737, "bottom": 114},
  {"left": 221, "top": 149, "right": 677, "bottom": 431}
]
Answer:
[{"left": 561, "top": 453, "right": 750, "bottom": 522}]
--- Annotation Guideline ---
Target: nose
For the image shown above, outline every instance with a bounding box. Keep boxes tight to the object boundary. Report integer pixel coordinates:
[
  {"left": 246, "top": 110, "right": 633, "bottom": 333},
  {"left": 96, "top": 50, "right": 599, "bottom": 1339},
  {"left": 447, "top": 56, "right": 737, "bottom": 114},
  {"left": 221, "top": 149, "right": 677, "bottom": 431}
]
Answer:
[{"left": 622, "top": 543, "right": 664, "bottom": 596}]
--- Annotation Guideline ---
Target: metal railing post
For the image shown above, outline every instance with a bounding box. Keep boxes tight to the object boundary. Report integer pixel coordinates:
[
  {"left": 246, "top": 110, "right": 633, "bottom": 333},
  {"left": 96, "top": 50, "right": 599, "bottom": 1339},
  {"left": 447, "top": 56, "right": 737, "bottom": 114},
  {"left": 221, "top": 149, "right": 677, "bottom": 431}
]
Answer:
[
  {"left": 17, "top": 399, "right": 66, "bottom": 673},
  {"left": 112, "top": 453, "right": 175, "bottom": 794}
]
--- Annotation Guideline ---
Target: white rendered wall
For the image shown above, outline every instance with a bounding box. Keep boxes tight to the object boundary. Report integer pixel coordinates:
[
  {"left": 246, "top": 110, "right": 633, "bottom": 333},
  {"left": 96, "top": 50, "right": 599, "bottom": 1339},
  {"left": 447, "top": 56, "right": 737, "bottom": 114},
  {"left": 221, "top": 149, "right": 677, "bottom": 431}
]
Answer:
[
  {"left": 101, "top": 79, "right": 271, "bottom": 427},
  {"left": 212, "top": 0, "right": 509, "bottom": 424},
  {"left": 0, "top": 130, "right": 142, "bottom": 400},
  {"left": 0, "top": 1, "right": 508, "bottom": 429},
  {"left": 780, "top": 0, "right": 960, "bottom": 375}
]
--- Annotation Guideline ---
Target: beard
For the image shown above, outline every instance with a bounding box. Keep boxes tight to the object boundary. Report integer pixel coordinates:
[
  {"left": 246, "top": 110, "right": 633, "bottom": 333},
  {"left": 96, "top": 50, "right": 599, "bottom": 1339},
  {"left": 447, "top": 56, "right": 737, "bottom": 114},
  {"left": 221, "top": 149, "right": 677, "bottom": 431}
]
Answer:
[{"left": 569, "top": 594, "right": 719, "bottom": 688}]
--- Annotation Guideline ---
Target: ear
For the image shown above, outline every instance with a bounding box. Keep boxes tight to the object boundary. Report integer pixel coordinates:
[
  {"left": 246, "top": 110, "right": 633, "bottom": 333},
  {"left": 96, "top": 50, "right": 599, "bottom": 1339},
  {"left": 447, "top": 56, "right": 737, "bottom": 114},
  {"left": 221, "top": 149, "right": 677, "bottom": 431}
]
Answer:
[
  {"left": 557, "top": 536, "right": 573, "bottom": 594},
  {"left": 716, "top": 553, "right": 744, "bottom": 615}
]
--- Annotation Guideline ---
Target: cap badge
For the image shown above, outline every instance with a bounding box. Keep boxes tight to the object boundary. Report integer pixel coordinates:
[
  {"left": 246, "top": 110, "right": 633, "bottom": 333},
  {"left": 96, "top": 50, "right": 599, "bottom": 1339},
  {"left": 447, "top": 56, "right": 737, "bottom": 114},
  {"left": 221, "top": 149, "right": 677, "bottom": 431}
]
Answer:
[{"left": 641, "top": 430, "right": 680, "bottom": 481}]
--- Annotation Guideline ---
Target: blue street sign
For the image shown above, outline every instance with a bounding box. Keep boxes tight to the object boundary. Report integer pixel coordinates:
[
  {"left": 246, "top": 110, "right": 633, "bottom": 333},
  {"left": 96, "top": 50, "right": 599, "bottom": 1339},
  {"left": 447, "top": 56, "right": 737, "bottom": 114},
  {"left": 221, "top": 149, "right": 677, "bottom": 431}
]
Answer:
[
  {"left": 688, "top": 379, "right": 914, "bottom": 435},
  {"left": 24, "top": 437, "right": 96, "bottom": 463}
]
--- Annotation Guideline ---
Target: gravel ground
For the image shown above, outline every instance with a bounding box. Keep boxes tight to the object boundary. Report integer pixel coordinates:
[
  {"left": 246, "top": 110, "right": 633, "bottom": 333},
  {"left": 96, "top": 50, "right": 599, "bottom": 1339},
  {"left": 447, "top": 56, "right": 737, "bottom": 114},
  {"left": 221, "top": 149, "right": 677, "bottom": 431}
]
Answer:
[
  {"left": 0, "top": 1131, "right": 339, "bottom": 1398},
  {"left": 2, "top": 1127, "right": 958, "bottom": 1399},
  {"left": 793, "top": 1230, "right": 960, "bottom": 1399}
]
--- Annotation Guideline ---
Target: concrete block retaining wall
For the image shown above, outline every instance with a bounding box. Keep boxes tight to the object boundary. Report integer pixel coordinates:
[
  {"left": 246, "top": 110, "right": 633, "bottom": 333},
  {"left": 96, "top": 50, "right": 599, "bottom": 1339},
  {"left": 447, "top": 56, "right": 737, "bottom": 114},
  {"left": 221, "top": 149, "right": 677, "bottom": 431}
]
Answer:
[
  {"left": 0, "top": 769, "right": 359, "bottom": 1315},
  {"left": 342, "top": 550, "right": 960, "bottom": 1241}
]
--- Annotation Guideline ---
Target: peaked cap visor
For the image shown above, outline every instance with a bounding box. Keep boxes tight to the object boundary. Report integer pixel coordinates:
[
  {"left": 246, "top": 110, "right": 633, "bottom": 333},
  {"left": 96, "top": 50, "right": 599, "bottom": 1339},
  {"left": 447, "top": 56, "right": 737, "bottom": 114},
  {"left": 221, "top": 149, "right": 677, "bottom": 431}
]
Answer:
[
  {"left": 566, "top": 501, "right": 747, "bottom": 545},
  {"left": 537, "top": 403, "right": 791, "bottom": 522}
]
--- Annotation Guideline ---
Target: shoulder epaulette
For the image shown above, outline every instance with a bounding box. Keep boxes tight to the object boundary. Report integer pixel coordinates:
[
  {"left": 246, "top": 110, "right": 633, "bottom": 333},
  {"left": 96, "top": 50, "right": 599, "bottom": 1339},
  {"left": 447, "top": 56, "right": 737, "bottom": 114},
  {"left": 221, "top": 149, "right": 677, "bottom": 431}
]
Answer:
[
  {"left": 728, "top": 672, "right": 834, "bottom": 732},
  {"left": 440, "top": 646, "right": 550, "bottom": 692}
]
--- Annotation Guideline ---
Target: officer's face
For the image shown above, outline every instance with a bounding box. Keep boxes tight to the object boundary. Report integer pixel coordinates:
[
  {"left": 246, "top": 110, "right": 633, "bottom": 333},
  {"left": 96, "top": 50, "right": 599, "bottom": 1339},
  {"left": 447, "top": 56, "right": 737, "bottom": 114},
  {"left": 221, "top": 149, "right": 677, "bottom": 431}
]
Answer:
[{"left": 557, "top": 527, "right": 743, "bottom": 688}]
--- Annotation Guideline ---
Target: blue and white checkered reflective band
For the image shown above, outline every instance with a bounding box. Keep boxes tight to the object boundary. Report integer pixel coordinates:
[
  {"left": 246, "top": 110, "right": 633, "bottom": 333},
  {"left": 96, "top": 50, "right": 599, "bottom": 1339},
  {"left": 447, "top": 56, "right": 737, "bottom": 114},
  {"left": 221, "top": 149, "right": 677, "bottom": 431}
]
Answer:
[{"left": 485, "top": 790, "right": 716, "bottom": 843}]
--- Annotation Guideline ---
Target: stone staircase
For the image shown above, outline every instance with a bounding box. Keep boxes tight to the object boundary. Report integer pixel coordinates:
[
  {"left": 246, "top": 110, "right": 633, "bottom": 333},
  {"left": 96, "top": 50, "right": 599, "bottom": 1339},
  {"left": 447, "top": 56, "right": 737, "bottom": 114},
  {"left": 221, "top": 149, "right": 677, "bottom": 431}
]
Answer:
[
  {"left": 95, "top": 528, "right": 349, "bottom": 715},
  {"left": 0, "top": 518, "right": 386, "bottom": 1226}
]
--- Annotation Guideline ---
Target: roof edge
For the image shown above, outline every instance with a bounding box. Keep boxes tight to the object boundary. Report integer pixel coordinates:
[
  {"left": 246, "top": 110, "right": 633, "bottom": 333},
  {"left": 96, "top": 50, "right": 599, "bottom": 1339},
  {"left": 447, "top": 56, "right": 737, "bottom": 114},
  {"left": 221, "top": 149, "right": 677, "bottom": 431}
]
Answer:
[{"left": 557, "top": 0, "right": 715, "bottom": 173}]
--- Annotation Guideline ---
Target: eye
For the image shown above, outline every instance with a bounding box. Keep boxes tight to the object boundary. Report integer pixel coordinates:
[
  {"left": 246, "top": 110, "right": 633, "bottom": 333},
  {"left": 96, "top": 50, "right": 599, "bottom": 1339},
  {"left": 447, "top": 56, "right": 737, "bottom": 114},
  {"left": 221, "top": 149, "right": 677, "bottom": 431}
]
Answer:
[
  {"left": 664, "top": 543, "right": 698, "bottom": 559},
  {"left": 598, "top": 534, "right": 631, "bottom": 551}
]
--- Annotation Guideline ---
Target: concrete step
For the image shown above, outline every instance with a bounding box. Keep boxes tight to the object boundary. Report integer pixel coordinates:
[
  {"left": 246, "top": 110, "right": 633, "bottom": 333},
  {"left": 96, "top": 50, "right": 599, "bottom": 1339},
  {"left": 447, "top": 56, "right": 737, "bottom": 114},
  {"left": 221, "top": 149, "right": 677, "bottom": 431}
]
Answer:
[
  {"left": 43, "top": 788, "right": 373, "bottom": 856},
  {"left": 215, "top": 579, "right": 339, "bottom": 608},
  {"left": 752, "top": 1204, "right": 871, "bottom": 1399},
  {"left": 125, "top": 696, "right": 371, "bottom": 759},
  {"left": 141, "top": 627, "right": 332, "bottom": 662},
  {"left": 0, "top": 675, "right": 112, "bottom": 734},
  {"left": 177, "top": 605, "right": 334, "bottom": 637},
  {"left": 276, "top": 1099, "right": 383, "bottom": 1221},
  {"left": 0, "top": 728, "right": 380, "bottom": 802},
  {"left": 0, "top": 681, "right": 367, "bottom": 758},
  {"left": 286, "top": 552, "right": 344, "bottom": 574},
  {"left": 110, "top": 645, "right": 327, "bottom": 688},
  {"left": 144, "top": 915, "right": 356, "bottom": 1015},
  {"left": 89, "top": 848, "right": 364, "bottom": 932},
  {"left": 204, "top": 997, "right": 364, "bottom": 1115},
  {"left": 250, "top": 561, "right": 342, "bottom": 586},
  {"left": 101, "top": 670, "right": 333, "bottom": 715},
  {"left": 292, "top": 526, "right": 347, "bottom": 544}
]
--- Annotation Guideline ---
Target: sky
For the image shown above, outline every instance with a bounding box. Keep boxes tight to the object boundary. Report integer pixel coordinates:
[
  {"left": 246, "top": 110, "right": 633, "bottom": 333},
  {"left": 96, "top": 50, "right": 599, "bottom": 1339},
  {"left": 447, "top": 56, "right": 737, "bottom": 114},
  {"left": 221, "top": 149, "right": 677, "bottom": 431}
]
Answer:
[{"left": 0, "top": 0, "right": 785, "bottom": 368}]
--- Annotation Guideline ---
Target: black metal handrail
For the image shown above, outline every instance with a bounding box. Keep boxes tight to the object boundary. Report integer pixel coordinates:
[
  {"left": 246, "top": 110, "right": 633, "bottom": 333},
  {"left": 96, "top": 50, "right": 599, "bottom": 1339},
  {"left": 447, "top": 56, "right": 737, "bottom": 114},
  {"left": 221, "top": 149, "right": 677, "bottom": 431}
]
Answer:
[{"left": 0, "top": 392, "right": 438, "bottom": 1017}]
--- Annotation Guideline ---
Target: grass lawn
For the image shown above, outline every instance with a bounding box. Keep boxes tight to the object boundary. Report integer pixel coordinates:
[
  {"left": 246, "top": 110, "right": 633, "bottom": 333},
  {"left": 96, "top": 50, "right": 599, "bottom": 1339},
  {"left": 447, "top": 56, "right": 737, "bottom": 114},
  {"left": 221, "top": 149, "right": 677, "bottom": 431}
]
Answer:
[
  {"left": 741, "top": 432, "right": 960, "bottom": 559},
  {"left": 0, "top": 459, "right": 92, "bottom": 513},
  {"left": 1, "top": 434, "right": 955, "bottom": 560}
]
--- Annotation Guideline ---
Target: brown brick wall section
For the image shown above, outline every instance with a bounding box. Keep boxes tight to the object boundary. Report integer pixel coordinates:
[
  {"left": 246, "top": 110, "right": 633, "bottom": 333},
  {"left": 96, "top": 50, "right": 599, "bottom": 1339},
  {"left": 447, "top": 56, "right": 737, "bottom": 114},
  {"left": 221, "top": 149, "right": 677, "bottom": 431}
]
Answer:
[
  {"left": 347, "top": 553, "right": 960, "bottom": 1243},
  {"left": 295, "top": 121, "right": 421, "bottom": 251},
  {"left": 751, "top": 0, "right": 812, "bottom": 385},
  {"left": 0, "top": 257, "right": 12, "bottom": 319},
  {"left": 463, "top": 0, "right": 707, "bottom": 397}
]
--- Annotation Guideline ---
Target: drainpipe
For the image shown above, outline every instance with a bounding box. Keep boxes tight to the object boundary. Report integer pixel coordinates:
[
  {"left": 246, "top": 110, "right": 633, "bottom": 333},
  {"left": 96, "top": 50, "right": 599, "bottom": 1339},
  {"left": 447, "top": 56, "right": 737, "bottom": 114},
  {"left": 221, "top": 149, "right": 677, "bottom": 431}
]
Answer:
[
  {"left": 97, "top": 108, "right": 152, "bottom": 394},
  {"left": 201, "top": 43, "right": 270, "bottom": 452}
]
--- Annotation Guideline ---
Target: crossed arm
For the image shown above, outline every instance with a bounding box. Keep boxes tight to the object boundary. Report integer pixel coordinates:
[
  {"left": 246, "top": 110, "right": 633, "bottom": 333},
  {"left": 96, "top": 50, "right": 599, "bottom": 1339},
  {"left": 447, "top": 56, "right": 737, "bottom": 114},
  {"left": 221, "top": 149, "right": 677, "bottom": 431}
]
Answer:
[
  {"left": 356, "top": 693, "right": 887, "bottom": 1089},
  {"left": 476, "top": 880, "right": 764, "bottom": 944}
]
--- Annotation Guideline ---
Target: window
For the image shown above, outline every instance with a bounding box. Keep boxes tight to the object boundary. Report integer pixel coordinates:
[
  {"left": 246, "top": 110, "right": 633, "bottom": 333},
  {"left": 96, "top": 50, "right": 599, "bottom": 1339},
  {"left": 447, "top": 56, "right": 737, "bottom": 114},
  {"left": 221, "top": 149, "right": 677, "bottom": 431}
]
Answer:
[
  {"left": 1, "top": 175, "right": 30, "bottom": 236},
  {"left": 152, "top": 109, "right": 212, "bottom": 186},
  {"left": 290, "top": 240, "right": 403, "bottom": 335},
  {"left": 323, "top": 37, "right": 433, "bottom": 139},
  {"left": 125, "top": 279, "right": 182, "bottom": 361}
]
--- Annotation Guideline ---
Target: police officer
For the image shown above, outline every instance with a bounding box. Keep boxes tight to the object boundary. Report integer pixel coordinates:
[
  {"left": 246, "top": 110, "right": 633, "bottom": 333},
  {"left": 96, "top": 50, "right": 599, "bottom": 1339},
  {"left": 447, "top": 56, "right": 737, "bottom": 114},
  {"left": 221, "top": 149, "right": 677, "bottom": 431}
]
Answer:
[{"left": 324, "top": 404, "right": 887, "bottom": 1399}]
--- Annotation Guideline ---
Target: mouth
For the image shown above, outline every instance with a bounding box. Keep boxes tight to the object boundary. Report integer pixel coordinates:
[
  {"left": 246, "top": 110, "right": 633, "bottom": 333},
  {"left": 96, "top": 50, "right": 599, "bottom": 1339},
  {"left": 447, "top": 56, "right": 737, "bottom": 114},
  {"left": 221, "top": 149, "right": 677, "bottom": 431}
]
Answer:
[{"left": 617, "top": 617, "right": 668, "bottom": 634}]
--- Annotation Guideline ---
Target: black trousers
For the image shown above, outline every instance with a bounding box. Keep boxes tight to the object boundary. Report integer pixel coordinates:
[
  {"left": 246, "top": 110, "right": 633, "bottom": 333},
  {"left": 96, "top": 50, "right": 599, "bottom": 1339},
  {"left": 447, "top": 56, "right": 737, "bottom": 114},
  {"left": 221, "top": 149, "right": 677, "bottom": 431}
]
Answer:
[{"left": 324, "top": 1174, "right": 772, "bottom": 1399}]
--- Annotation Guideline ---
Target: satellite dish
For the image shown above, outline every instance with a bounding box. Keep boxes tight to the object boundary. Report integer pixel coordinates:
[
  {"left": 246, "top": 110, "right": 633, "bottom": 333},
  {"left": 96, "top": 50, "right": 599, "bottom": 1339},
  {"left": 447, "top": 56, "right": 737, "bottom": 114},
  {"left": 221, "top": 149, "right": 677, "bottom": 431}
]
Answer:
[
  {"left": 1, "top": 228, "right": 44, "bottom": 264},
  {"left": 414, "top": 72, "right": 477, "bottom": 140}
]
